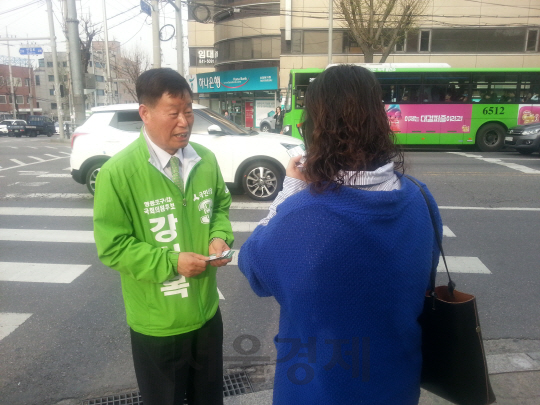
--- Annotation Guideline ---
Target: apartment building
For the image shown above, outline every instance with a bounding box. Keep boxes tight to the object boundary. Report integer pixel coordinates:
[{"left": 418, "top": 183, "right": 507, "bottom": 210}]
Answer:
[
  {"left": 0, "top": 58, "right": 39, "bottom": 121},
  {"left": 187, "top": 0, "right": 540, "bottom": 128}
]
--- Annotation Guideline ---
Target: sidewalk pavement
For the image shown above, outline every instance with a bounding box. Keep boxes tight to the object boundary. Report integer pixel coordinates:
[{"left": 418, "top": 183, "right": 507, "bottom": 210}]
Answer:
[{"left": 225, "top": 347, "right": 540, "bottom": 405}]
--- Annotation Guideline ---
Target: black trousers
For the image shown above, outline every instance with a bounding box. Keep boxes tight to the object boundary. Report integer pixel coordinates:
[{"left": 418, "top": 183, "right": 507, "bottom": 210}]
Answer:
[{"left": 130, "top": 308, "right": 224, "bottom": 405}]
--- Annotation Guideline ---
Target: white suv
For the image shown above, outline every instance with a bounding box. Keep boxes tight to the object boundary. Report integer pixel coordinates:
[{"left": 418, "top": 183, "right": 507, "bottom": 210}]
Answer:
[{"left": 70, "top": 104, "right": 303, "bottom": 201}]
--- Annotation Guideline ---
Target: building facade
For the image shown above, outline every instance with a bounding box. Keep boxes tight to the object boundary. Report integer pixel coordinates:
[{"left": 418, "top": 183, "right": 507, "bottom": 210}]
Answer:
[
  {"left": 0, "top": 57, "right": 39, "bottom": 121},
  {"left": 187, "top": 0, "right": 540, "bottom": 128}
]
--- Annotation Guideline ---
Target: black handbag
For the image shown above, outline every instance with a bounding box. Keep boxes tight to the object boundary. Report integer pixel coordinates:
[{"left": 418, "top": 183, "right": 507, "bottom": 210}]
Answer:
[{"left": 408, "top": 176, "right": 496, "bottom": 405}]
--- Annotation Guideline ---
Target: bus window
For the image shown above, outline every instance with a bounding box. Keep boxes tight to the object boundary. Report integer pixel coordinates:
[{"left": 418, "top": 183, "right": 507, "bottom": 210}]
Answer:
[
  {"left": 377, "top": 73, "right": 421, "bottom": 103},
  {"left": 294, "top": 72, "right": 318, "bottom": 109},
  {"left": 520, "top": 74, "right": 540, "bottom": 103},
  {"left": 423, "top": 73, "right": 471, "bottom": 103},
  {"left": 472, "top": 73, "right": 518, "bottom": 103}
]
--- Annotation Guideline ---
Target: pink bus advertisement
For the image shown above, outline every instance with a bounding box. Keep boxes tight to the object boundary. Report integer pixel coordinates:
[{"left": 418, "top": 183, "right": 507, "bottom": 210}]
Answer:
[{"left": 385, "top": 104, "right": 472, "bottom": 134}]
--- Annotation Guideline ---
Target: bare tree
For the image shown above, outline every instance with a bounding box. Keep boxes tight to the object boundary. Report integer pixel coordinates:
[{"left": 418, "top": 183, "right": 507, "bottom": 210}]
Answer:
[
  {"left": 112, "top": 47, "right": 151, "bottom": 102},
  {"left": 335, "top": 0, "right": 429, "bottom": 63},
  {"left": 79, "top": 15, "right": 102, "bottom": 74}
]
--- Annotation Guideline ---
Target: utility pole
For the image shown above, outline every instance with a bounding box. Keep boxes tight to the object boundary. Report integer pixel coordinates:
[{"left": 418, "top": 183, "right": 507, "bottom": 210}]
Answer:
[
  {"left": 26, "top": 39, "right": 34, "bottom": 116},
  {"left": 46, "top": 0, "right": 65, "bottom": 138},
  {"left": 66, "top": 0, "right": 86, "bottom": 125},
  {"left": 102, "top": 0, "right": 113, "bottom": 105},
  {"left": 328, "top": 0, "right": 333, "bottom": 65},
  {"left": 152, "top": 0, "right": 161, "bottom": 68},
  {"left": 174, "top": 0, "right": 184, "bottom": 75},
  {"left": 6, "top": 29, "right": 16, "bottom": 119}
]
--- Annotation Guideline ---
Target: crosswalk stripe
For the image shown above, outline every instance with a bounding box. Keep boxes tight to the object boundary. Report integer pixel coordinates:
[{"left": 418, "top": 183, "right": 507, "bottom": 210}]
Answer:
[
  {"left": 0, "top": 207, "right": 92, "bottom": 216},
  {"left": 443, "top": 226, "right": 455, "bottom": 237},
  {"left": 437, "top": 256, "right": 491, "bottom": 274},
  {"left": 230, "top": 202, "right": 271, "bottom": 210},
  {"left": 37, "top": 174, "right": 71, "bottom": 178},
  {"left": 44, "top": 146, "right": 58, "bottom": 149},
  {"left": 0, "top": 262, "right": 91, "bottom": 283},
  {"left": 10, "top": 159, "right": 24, "bottom": 165},
  {"left": 4, "top": 193, "right": 93, "bottom": 199},
  {"left": 232, "top": 222, "right": 260, "bottom": 232},
  {"left": 218, "top": 288, "right": 224, "bottom": 300},
  {"left": 448, "top": 152, "right": 540, "bottom": 174},
  {"left": 27, "top": 156, "right": 45, "bottom": 162},
  {"left": 44, "top": 154, "right": 61, "bottom": 158},
  {"left": 0, "top": 313, "right": 32, "bottom": 341},
  {"left": 58, "top": 151, "right": 71, "bottom": 155},
  {"left": 0, "top": 229, "right": 94, "bottom": 243}
]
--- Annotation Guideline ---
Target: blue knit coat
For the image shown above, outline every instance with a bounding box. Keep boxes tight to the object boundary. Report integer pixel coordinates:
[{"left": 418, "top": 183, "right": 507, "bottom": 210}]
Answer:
[{"left": 238, "top": 175, "right": 442, "bottom": 405}]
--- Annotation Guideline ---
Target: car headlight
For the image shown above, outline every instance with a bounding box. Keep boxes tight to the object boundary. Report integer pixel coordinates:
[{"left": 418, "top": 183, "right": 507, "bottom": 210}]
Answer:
[
  {"left": 282, "top": 125, "right": 291, "bottom": 135},
  {"left": 522, "top": 128, "right": 540, "bottom": 135},
  {"left": 280, "top": 143, "right": 299, "bottom": 150}
]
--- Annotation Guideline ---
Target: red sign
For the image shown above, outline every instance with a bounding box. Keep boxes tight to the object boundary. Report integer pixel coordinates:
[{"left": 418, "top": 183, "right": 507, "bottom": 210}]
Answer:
[{"left": 245, "top": 102, "right": 254, "bottom": 128}]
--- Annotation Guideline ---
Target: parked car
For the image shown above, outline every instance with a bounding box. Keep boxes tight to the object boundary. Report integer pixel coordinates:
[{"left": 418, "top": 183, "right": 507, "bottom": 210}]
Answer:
[
  {"left": 70, "top": 104, "right": 304, "bottom": 200},
  {"left": 3, "top": 120, "right": 27, "bottom": 137},
  {"left": 259, "top": 114, "right": 276, "bottom": 132},
  {"left": 25, "top": 115, "right": 55, "bottom": 137},
  {"left": 504, "top": 122, "right": 540, "bottom": 155},
  {"left": 0, "top": 121, "right": 9, "bottom": 135}
]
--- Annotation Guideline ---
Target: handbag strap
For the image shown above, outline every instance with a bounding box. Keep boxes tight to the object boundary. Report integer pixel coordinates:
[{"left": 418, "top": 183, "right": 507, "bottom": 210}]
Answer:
[{"left": 404, "top": 175, "right": 455, "bottom": 296}]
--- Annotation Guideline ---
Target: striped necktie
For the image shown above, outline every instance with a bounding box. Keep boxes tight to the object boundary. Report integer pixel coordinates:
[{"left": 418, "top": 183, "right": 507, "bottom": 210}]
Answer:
[{"left": 169, "top": 156, "right": 184, "bottom": 194}]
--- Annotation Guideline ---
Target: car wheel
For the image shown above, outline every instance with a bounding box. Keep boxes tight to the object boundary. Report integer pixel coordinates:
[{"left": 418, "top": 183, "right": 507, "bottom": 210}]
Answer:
[
  {"left": 517, "top": 149, "right": 534, "bottom": 155},
  {"left": 476, "top": 123, "right": 505, "bottom": 152},
  {"left": 242, "top": 162, "right": 283, "bottom": 201},
  {"left": 260, "top": 123, "right": 271, "bottom": 133},
  {"left": 86, "top": 163, "right": 103, "bottom": 195}
]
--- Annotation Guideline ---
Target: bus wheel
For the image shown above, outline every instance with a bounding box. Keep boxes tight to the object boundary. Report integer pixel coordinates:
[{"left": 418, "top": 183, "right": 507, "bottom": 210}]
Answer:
[{"left": 476, "top": 123, "right": 505, "bottom": 152}]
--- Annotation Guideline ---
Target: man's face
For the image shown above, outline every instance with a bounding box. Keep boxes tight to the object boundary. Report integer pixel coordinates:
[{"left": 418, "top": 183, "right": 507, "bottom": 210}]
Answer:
[{"left": 139, "top": 91, "right": 194, "bottom": 155}]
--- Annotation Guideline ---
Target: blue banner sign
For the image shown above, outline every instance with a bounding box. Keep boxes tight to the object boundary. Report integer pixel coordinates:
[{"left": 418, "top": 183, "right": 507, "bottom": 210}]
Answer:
[
  {"left": 193, "top": 67, "right": 278, "bottom": 93},
  {"left": 140, "top": 0, "right": 152, "bottom": 16},
  {"left": 19, "top": 47, "right": 43, "bottom": 55}
]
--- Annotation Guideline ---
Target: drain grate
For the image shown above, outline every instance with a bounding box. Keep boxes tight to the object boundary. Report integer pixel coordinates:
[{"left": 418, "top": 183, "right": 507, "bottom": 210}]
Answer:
[
  {"left": 223, "top": 371, "right": 254, "bottom": 397},
  {"left": 82, "top": 371, "right": 253, "bottom": 404}
]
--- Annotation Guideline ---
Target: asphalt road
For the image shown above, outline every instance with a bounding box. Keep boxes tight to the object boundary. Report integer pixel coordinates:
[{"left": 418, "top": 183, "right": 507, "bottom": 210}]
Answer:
[{"left": 0, "top": 135, "right": 539, "bottom": 405}]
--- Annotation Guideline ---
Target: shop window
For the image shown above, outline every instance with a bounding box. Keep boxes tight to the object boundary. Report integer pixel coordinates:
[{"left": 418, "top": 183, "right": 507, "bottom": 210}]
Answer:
[
  {"left": 527, "top": 29, "right": 539, "bottom": 52},
  {"left": 471, "top": 73, "right": 519, "bottom": 103},
  {"left": 423, "top": 73, "right": 471, "bottom": 103}
]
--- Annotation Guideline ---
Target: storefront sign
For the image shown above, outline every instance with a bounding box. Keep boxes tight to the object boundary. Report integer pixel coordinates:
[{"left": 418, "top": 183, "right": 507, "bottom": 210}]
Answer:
[
  {"left": 245, "top": 102, "right": 254, "bottom": 128},
  {"left": 195, "top": 67, "right": 278, "bottom": 93}
]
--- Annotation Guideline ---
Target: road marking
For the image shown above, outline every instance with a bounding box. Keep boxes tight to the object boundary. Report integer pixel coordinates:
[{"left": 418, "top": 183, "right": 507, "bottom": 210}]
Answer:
[
  {"left": 443, "top": 226, "right": 455, "bottom": 237},
  {"left": 0, "top": 262, "right": 91, "bottom": 283},
  {"left": 0, "top": 229, "right": 94, "bottom": 243},
  {"left": 437, "top": 256, "right": 491, "bottom": 274},
  {"left": 7, "top": 146, "right": 18, "bottom": 149},
  {"left": 218, "top": 288, "right": 224, "bottom": 300},
  {"left": 27, "top": 146, "right": 37, "bottom": 149},
  {"left": 44, "top": 154, "right": 61, "bottom": 158},
  {"left": 230, "top": 202, "right": 271, "bottom": 210},
  {"left": 439, "top": 206, "right": 540, "bottom": 211},
  {"left": 10, "top": 159, "right": 25, "bottom": 165},
  {"left": 44, "top": 146, "right": 58, "bottom": 149},
  {"left": 3, "top": 193, "right": 93, "bottom": 199},
  {"left": 63, "top": 167, "right": 71, "bottom": 170},
  {"left": 448, "top": 152, "right": 540, "bottom": 174},
  {"left": 232, "top": 222, "right": 260, "bottom": 232},
  {"left": 0, "top": 155, "right": 69, "bottom": 172},
  {"left": 487, "top": 352, "right": 540, "bottom": 374},
  {"left": 0, "top": 207, "right": 92, "bottom": 216},
  {"left": 7, "top": 182, "right": 50, "bottom": 187},
  {"left": 37, "top": 173, "right": 71, "bottom": 178},
  {"left": 58, "top": 151, "right": 71, "bottom": 155},
  {"left": 27, "top": 156, "right": 45, "bottom": 162},
  {"left": 0, "top": 313, "right": 32, "bottom": 342}
]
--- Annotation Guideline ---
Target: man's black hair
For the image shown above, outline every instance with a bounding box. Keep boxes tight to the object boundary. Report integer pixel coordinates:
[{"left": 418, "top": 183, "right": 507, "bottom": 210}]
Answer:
[{"left": 136, "top": 68, "right": 193, "bottom": 106}]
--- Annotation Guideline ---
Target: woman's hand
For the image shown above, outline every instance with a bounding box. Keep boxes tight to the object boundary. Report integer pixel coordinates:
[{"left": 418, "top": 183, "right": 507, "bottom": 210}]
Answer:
[{"left": 286, "top": 155, "right": 307, "bottom": 182}]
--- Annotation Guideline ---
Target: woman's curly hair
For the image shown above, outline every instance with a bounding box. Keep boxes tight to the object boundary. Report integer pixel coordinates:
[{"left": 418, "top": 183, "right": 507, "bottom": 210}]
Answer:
[{"left": 301, "top": 65, "right": 404, "bottom": 193}]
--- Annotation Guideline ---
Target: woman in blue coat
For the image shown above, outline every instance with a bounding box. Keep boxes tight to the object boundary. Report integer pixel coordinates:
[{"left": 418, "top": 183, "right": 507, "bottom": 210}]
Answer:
[{"left": 238, "top": 65, "right": 442, "bottom": 405}]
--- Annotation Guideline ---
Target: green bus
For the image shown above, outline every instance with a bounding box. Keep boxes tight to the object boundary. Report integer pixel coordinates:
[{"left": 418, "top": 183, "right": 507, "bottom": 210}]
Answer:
[{"left": 282, "top": 64, "right": 540, "bottom": 152}]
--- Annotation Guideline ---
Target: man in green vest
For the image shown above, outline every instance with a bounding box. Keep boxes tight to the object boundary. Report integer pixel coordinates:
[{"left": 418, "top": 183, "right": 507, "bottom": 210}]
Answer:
[{"left": 94, "top": 68, "right": 234, "bottom": 405}]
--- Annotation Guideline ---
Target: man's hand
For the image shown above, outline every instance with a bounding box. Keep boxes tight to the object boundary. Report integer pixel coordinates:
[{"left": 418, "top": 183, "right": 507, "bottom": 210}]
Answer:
[
  {"left": 177, "top": 252, "right": 208, "bottom": 277},
  {"left": 209, "top": 238, "right": 232, "bottom": 267},
  {"left": 286, "top": 155, "right": 307, "bottom": 182}
]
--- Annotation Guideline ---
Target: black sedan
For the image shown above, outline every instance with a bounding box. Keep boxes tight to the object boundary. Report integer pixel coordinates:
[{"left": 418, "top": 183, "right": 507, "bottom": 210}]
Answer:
[{"left": 504, "top": 123, "right": 540, "bottom": 155}]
